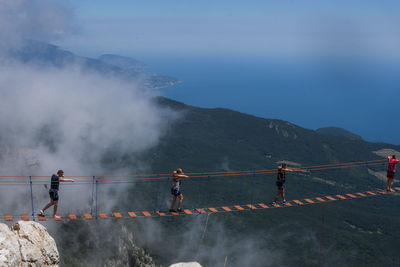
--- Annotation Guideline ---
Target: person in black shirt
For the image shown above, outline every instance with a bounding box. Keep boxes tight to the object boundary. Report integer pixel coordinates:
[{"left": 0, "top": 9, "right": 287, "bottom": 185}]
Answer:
[
  {"left": 271, "top": 163, "right": 293, "bottom": 205},
  {"left": 39, "top": 170, "right": 74, "bottom": 219}
]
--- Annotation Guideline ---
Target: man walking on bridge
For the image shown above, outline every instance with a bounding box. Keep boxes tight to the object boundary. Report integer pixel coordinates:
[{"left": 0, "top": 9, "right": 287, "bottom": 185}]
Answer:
[
  {"left": 39, "top": 170, "right": 74, "bottom": 219},
  {"left": 271, "top": 163, "right": 293, "bottom": 205}
]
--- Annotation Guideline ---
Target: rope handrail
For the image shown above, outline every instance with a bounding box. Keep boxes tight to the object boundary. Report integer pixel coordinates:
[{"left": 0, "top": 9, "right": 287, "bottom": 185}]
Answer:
[
  {"left": 0, "top": 160, "right": 387, "bottom": 184},
  {"left": 0, "top": 158, "right": 386, "bottom": 179}
]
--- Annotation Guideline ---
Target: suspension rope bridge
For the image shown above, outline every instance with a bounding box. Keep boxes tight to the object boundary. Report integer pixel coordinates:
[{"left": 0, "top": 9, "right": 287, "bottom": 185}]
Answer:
[{"left": 0, "top": 158, "right": 395, "bottom": 222}]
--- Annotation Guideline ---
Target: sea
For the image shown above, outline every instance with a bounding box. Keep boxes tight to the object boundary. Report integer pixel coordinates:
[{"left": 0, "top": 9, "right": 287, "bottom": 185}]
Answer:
[{"left": 142, "top": 53, "right": 400, "bottom": 145}]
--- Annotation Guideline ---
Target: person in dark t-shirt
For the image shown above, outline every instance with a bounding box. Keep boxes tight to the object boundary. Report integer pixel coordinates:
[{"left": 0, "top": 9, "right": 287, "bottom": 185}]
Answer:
[
  {"left": 271, "top": 163, "right": 308, "bottom": 205},
  {"left": 39, "top": 170, "right": 74, "bottom": 219},
  {"left": 271, "top": 163, "right": 293, "bottom": 205}
]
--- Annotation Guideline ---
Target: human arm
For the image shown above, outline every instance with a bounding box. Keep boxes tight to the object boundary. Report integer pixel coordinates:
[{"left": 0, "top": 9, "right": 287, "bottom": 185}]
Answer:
[
  {"left": 60, "top": 178, "right": 75, "bottom": 182},
  {"left": 175, "top": 174, "right": 189, "bottom": 179},
  {"left": 282, "top": 167, "right": 294, "bottom": 172},
  {"left": 292, "top": 168, "right": 309, "bottom": 173}
]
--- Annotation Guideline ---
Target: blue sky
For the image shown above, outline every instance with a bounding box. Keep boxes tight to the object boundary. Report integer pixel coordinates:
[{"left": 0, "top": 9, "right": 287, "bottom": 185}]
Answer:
[
  {"left": 62, "top": 0, "right": 400, "bottom": 59},
  {"left": 51, "top": 0, "right": 400, "bottom": 144}
]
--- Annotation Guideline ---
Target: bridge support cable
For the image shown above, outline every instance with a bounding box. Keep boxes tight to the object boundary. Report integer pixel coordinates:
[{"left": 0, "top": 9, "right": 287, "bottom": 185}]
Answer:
[
  {"left": 29, "top": 176, "right": 35, "bottom": 222},
  {"left": 95, "top": 179, "right": 99, "bottom": 220},
  {"left": 250, "top": 171, "right": 256, "bottom": 205},
  {"left": 319, "top": 203, "right": 325, "bottom": 267},
  {"left": 90, "top": 176, "right": 95, "bottom": 216},
  {"left": 158, "top": 176, "right": 170, "bottom": 212},
  {"left": 153, "top": 174, "right": 161, "bottom": 213}
]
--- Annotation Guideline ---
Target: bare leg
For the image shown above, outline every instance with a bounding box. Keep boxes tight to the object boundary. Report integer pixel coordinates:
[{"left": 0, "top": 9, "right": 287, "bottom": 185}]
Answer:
[
  {"left": 273, "top": 190, "right": 283, "bottom": 202},
  {"left": 41, "top": 199, "right": 55, "bottom": 214},
  {"left": 388, "top": 178, "right": 395, "bottom": 192},
  {"left": 52, "top": 200, "right": 59, "bottom": 217},
  {"left": 177, "top": 194, "right": 184, "bottom": 210},
  {"left": 282, "top": 189, "right": 286, "bottom": 201},
  {"left": 170, "top": 196, "right": 177, "bottom": 210}
]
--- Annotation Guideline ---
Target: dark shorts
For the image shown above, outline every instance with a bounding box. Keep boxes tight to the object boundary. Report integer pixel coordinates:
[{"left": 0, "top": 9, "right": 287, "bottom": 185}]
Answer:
[
  {"left": 387, "top": 171, "right": 395, "bottom": 179},
  {"left": 276, "top": 181, "right": 285, "bottom": 190},
  {"left": 49, "top": 190, "right": 59, "bottom": 201},
  {"left": 171, "top": 188, "right": 181, "bottom": 196}
]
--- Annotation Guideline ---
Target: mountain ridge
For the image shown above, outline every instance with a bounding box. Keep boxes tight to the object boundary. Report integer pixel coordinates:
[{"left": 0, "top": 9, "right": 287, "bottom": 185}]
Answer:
[
  {"left": 7, "top": 41, "right": 180, "bottom": 90},
  {"left": 316, "top": 126, "right": 363, "bottom": 141}
]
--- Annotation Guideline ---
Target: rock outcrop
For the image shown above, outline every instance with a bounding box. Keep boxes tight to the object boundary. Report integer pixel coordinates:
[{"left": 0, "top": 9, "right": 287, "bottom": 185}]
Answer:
[
  {"left": 0, "top": 221, "right": 59, "bottom": 266},
  {"left": 169, "top": 262, "right": 202, "bottom": 267}
]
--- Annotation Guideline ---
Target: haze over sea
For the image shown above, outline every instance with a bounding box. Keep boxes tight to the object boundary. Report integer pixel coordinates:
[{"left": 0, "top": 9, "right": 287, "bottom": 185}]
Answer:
[{"left": 141, "top": 53, "right": 400, "bottom": 145}]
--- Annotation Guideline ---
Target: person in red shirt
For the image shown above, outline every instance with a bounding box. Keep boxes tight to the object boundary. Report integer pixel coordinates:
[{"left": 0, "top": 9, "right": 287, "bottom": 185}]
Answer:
[{"left": 386, "top": 155, "right": 400, "bottom": 192}]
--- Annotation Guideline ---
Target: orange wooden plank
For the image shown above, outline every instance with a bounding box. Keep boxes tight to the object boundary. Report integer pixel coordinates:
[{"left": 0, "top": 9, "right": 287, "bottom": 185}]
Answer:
[
  {"left": 257, "top": 203, "right": 269, "bottom": 209},
  {"left": 156, "top": 211, "right": 166, "bottom": 216},
  {"left": 208, "top": 208, "right": 219, "bottom": 213},
  {"left": 335, "top": 195, "right": 347, "bottom": 200},
  {"left": 196, "top": 208, "right": 207, "bottom": 214},
  {"left": 98, "top": 212, "right": 108, "bottom": 219},
  {"left": 233, "top": 205, "right": 245, "bottom": 211},
  {"left": 292, "top": 200, "right": 304, "bottom": 205},
  {"left": 142, "top": 211, "right": 152, "bottom": 217},
  {"left": 376, "top": 190, "right": 387, "bottom": 194},
  {"left": 4, "top": 214, "right": 13, "bottom": 222},
  {"left": 304, "top": 198, "right": 315, "bottom": 204},
  {"left": 53, "top": 214, "right": 62, "bottom": 221},
  {"left": 346, "top": 194, "right": 357, "bottom": 198},
  {"left": 183, "top": 209, "right": 193, "bottom": 215},
  {"left": 284, "top": 202, "right": 293, "bottom": 207},
  {"left": 325, "top": 196, "right": 337, "bottom": 201},
  {"left": 112, "top": 212, "right": 123, "bottom": 219},
  {"left": 355, "top": 192, "right": 367, "bottom": 197},
  {"left": 37, "top": 215, "right": 46, "bottom": 221},
  {"left": 246, "top": 204, "right": 257, "bottom": 210},
  {"left": 83, "top": 213, "right": 93, "bottom": 220},
  {"left": 68, "top": 213, "right": 77, "bottom": 220},
  {"left": 365, "top": 191, "right": 377, "bottom": 196},
  {"left": 315, "top": 197, "right": 326, "bottom": 203},
  {"left": 221, "top": 206, "right": 232, "bottom": 212},
  {"left": 395, "top": 187, "right": 400, "bottom": 190},
  {"left": 272, "top": 203, "right": 281, "bottom": 207},
  {"left": 128, "top": 211, "right": 137, "bottom": 218},
  {"left": 21, "top": 214, "right": 29, "bottom": 221}
]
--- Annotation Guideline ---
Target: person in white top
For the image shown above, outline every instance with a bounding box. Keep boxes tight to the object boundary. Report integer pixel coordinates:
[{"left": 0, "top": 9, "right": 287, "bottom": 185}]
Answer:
[{"left": 169, "top": 168, "right": 189, "bottom": 212}]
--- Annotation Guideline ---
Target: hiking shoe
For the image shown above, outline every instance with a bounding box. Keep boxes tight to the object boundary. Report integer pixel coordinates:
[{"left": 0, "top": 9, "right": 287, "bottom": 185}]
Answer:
[
  {"left": 271, "top": 202, "right": 277, "bottom": 206},
  {"left": 53, "top": 215, "right": 61, "bottom": 220},
  {"left": 282, "top": 200, "right": 287, "bottom": 203},
  {"left": 169, "top": 209, "right": 177, "bottom": 212},
  {"left": 177, "top": 208, "right": 183, "bottom": 212},
  {"left": 39, "top": 210, "right": 44, "bottom": 216}
]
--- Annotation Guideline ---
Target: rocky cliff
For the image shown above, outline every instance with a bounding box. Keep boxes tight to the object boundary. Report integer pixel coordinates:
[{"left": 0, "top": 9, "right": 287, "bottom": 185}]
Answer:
[
  {"left": 169, "top": 263, "right": 202, "bottom": 267},
  {"left": 0, "top": 221, "right": 59, "bottom": 267}
]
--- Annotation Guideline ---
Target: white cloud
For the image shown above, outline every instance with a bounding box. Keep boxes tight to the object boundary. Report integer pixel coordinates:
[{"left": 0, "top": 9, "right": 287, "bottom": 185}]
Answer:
[{"left": 0, "top": 0, "right": 75, "bottom": 51}]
